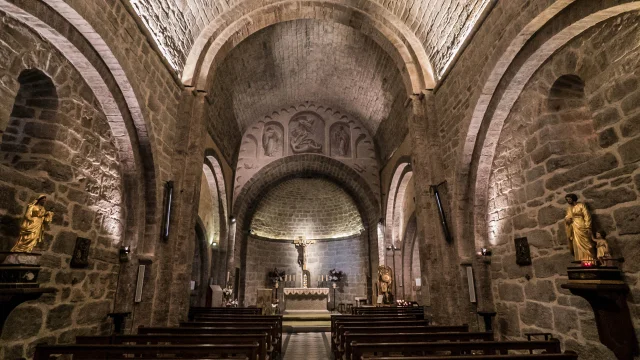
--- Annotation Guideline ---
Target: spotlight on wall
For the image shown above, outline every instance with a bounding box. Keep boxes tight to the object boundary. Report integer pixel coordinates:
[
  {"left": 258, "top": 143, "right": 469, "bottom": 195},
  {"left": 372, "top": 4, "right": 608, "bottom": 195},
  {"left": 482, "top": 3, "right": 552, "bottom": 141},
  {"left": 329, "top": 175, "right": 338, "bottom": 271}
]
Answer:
[
  {"left": 478, "top": 248, "right": 492, "bottom": 264},
  {"left": 119, "top": 246, "right": 130, "bottom": 263}
]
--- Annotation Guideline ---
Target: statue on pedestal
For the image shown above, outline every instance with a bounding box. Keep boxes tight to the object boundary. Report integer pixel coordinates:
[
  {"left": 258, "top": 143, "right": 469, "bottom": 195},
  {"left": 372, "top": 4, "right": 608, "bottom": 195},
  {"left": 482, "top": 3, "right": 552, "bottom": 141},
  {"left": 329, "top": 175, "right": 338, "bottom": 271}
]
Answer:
[
  {"left": 564, "top": 193, "right": 595, "bottom": 264},
  {"left": 10, "top": 195, "right": 54, "bottom": 253},
  {"left": 377, "top": 265, "right": 394, "bottom": 304}
]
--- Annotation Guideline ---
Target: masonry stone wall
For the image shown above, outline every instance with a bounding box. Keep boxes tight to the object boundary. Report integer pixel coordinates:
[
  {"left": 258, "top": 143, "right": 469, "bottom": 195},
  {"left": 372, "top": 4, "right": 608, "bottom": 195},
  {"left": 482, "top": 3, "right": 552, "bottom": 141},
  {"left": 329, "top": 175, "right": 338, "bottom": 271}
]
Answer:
[
  {"left": 0, "top": 15, "right": 123, "bottom": 359},
  {"left": 487, "top": 13, "right": 640, "bottom": 359},
  {"left": 250, "top": 178, "right": 364, "bottom": 240},
  {"left": 244, "top": 235, "right": 368, "bottom": 308}
]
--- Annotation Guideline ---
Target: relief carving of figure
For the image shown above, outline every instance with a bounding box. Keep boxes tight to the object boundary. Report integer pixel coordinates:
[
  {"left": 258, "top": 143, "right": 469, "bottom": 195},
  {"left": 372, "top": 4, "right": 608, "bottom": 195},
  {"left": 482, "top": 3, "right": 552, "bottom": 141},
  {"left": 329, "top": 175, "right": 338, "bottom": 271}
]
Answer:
[
  {"left": 262, "top": 125, "right": 281, "bottom": 157},
  {"left": 564, "top": 193, "right": 595, "bottom": 264},
  {"left": 333, "top": 125, "right": 350, "bottom": 157},
  {"left": 290, "top": 114, "right": 323, "bottom": 153},
  {"left": 10, "top": 194, "right": 54, "bottom": 253}
]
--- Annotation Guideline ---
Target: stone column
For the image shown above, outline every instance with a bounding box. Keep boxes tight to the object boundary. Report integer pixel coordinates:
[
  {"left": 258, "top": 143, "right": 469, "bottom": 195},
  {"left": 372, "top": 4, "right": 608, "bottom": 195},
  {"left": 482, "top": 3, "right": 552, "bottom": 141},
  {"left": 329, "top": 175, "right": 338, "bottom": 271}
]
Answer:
[
  {"left": 149, "top": 89, "right": 208, "bottom": 326},
  {"left": 408, "top": 92, "right": 471, "bottom": 325}
]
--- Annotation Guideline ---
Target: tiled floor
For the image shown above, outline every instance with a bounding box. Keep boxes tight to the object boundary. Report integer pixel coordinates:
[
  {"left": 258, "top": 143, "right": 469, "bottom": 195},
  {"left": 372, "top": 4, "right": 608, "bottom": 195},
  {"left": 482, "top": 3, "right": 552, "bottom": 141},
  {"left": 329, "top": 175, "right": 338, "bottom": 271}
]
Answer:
[{"left": 282, "top": 332, "right": 332, "bottom": 360}]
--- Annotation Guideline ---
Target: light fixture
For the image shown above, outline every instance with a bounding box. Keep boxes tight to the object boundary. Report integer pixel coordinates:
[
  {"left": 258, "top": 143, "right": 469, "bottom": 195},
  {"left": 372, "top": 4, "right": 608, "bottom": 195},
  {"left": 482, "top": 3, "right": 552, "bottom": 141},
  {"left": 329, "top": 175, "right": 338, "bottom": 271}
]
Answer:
[
  {"left": 119, "top": 246, "right": 130, "bottom": 263},
  {"left": 230, "top": 216, "right": 236, "bottom": 224}
]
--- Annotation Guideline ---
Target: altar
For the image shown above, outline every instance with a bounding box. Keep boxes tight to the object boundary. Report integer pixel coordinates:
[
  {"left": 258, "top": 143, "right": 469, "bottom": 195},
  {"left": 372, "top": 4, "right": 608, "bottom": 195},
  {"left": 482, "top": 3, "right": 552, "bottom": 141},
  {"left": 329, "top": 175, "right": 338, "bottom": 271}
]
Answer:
[{"left": 283, "top": 288, "right": 330, "bottom": 313}]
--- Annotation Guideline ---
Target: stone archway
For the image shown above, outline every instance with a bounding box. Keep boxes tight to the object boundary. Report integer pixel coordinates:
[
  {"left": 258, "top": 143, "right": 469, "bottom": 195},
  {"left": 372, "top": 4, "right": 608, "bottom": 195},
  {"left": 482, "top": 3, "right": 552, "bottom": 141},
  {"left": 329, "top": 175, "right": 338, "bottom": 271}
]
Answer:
[
  {"left": 232, "top": 154, "right": 380, "bottom": 304},
  {"left": 0, "top": 0, "right": 158, "bottom": 254},
  {"left": 456, "top": 1, "right": 640, "bottom": 254},
  {"left": 183, "top": 0, "right": 435, "bottom": 95}
]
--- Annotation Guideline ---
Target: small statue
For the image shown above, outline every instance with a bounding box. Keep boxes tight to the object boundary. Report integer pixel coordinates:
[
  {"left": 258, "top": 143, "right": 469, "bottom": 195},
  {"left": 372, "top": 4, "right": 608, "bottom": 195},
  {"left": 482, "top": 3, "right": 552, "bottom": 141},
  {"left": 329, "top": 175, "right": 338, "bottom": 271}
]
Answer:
[
  {"left": 594, "top": 230, "right": 612, "bottom": 266},
  {"left": 377, "top": 265, "right": 394, "bottom": 304},
  {"left": 10, "top": 195, "right": 54, "bottom": 253},
  {"left": 564, "top": 193, "right": 595, "bottom": 264}
]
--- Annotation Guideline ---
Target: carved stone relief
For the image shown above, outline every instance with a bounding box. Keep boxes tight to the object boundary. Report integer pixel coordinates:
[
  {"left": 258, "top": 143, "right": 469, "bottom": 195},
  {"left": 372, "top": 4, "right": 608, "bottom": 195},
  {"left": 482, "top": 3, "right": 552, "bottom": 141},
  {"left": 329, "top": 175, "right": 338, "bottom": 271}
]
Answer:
[
  {"left": 289, "top": 111, "right": 324, "bottom": 154},
  {"left": 262, "top": 122, "right": 283, "bottom": 157},
  {"left": 234, "top": 103, "right": 380, "bottom": 201},
  {"left": 330, "top": 122, "right": 351, "bottom": 157}
]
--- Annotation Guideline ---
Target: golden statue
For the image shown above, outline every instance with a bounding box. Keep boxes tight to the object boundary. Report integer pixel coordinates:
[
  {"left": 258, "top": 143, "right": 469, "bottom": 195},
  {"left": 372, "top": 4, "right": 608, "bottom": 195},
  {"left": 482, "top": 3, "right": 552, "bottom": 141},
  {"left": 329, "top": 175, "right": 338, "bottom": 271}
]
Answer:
[
  {"left": 377, "top": 265, "right": 394, "bottom": 304},
  {"left": 10, "top": 195, "right": 54, "bottom": 253},
  {"left": 594, "top": 230, "right": 612, "bottom": 266},
  {"left": 564, "top": 193, "right": 595, "bottom": 264}
]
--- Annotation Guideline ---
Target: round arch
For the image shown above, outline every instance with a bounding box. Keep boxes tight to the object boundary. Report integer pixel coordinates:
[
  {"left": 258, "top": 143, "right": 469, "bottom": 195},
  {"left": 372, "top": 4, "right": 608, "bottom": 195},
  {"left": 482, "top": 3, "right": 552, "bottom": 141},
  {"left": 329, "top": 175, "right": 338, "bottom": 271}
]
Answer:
[
  {"left": 232, "top": 154, "right": 380, "bottom": 302},
  {"left": 401, "top": 213, "right": 418, "bottom": 301},
  {"left": 203, "top": 150, "right": 230, "bottom": 285},
  {"left": 455, "top": 1, "right": 640, "bottom": 252},
  {"left": 0, "top": 0, "right": 158, "bottom": 252},
  {"left": 182, "top": 0, "right": 435, "bottom": 96},
  {"left": 384, "top": 159, "right": 413, "bottom": 256}
]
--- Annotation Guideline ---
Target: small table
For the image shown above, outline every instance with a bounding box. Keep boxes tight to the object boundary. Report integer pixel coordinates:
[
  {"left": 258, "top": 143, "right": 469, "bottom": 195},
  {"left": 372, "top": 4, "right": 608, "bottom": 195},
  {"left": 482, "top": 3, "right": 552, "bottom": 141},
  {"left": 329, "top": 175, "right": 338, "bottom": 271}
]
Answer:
[{"left": 283, "top": 288, "right": 329, "bottom": 314}]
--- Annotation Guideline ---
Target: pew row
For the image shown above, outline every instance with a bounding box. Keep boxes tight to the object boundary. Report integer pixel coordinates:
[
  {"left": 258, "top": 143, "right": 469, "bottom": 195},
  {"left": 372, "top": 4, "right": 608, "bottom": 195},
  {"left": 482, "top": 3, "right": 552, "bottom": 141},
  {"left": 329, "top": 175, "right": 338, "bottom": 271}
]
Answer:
[
  {"left": 351, "top": 340, "right": 563, "bottom": 360},
  {"left": 340, "top": 332, "right": 494, "bottom": 360},
  {"left": 34, "top": 343, "right": 259, "bottom": 360},
  {"left": 76, "top": 334, "right": 269, "bottom": 360},
  {"left": 361, "top": 352, "right": 579, "bottom": 360}
]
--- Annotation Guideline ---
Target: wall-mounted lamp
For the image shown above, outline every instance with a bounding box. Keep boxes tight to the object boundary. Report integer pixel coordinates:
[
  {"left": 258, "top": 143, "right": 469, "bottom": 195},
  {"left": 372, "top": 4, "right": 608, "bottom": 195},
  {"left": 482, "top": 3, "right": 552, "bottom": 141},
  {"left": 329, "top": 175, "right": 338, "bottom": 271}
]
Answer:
[
  {"left": 478, "top": 248, "right": 492, "bottom": 264},
  {"left": 230, "top": 216, "right": 236, "bottom": 224},
  {"left": 119, "top": 246, "right": 130, "bottom": 263}
]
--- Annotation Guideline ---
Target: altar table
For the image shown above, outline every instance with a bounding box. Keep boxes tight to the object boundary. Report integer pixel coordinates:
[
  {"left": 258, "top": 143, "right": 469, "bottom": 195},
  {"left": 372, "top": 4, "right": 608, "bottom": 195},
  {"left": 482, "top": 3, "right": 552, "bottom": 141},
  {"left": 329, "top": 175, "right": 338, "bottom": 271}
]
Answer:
[{"left": 283, "top": 288, "right": 329, "bottom": 313}]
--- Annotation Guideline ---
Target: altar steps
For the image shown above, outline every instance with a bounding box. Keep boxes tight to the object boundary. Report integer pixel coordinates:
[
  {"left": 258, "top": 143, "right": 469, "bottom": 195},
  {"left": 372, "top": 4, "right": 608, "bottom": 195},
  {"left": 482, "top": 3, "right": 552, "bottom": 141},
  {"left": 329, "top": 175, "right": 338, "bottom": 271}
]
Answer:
[{"left": 283, "top": 311, "right": 333, "bottom": 332}]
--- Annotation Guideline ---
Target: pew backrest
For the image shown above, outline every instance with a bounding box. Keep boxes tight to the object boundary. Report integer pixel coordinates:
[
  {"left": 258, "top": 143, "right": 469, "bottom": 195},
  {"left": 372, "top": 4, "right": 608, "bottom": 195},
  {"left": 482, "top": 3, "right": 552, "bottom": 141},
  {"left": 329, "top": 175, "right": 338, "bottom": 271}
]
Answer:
[
  {"left": 361, "top": 352, "right": 578, "bottom": 360},
  {"left": 76, "top": 334, "right": 268, "bottom": 360},
  {"left": 34, "top": 343, "right": 259, "bottom": 360},
  {"left": 351, "top": 340, "right": 562, "bottom": 360}
]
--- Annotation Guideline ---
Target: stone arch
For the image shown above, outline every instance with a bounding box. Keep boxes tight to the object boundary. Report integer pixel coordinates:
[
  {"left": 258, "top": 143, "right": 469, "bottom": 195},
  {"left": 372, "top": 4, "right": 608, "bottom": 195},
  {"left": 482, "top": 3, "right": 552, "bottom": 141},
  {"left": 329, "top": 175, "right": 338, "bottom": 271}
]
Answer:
[
  {"left": 456, "top": 1, "right": 640, "bottom": 253},
  {"left": 191, "top": 217, "right": 210, "bottom": 307},
  {"left": 203, "top": 150, "right": 230, "bottom": 285},
  {"left": 401, "top": 213, "right": 419, "bottom": 301},
  {"left": 0, "top": 0, "right": 158, "bottom": 253},
  {"left": 384, "top": 159, "right": 412, "bottom": 257},
  {"left": 233, "top": 154, "right": 380, "bottom": 302},
  {"left": 182, "top": 0, "right": 435, "bottom": 96}
]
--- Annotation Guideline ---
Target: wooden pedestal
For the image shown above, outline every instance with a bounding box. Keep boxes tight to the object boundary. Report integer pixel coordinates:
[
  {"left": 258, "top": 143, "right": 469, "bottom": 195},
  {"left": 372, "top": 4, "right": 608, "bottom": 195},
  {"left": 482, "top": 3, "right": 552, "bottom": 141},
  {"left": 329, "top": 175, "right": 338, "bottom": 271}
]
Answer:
[
  {"left": 0, "top": 287, "right": 56, "bottom": 336},
  {"left": 561, "top": 267, "right": 639, "bottom": 360}
]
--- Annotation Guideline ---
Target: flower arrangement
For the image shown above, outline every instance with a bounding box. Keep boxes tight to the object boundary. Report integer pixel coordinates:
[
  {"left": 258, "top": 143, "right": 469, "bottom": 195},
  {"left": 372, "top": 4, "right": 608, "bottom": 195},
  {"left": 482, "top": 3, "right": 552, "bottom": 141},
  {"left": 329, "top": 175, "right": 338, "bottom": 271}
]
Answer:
[
  {"left": 328, "top": 269, "right": 344, "bottom": 283},
  {"left": 268, "top": 267, "right": 285, "bottom": 284},
  {"left": 396, "top": 299, "right": 410, "bottom": 307},
  {"left": 222, "top": 287, "right": 233, "bottom": 298}
]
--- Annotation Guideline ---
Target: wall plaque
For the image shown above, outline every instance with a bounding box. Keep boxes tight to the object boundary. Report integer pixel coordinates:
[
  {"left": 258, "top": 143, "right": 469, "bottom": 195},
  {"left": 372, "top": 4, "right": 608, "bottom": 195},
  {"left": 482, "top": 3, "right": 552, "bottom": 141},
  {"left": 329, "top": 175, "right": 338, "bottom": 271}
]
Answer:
[
  {"left": 70, "top": 237, "right": 91, "bottom": 268},
  {"left": 515, "top": 237, "right": 532, "bottom": 266}
]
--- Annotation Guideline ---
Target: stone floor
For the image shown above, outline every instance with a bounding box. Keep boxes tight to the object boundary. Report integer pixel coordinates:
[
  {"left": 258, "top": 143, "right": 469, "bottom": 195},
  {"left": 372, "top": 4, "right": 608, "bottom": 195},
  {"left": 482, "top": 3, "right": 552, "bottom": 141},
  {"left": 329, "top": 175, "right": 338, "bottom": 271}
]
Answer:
[{"left": 282, "top": 332, "right": 332, "bottom": 360}]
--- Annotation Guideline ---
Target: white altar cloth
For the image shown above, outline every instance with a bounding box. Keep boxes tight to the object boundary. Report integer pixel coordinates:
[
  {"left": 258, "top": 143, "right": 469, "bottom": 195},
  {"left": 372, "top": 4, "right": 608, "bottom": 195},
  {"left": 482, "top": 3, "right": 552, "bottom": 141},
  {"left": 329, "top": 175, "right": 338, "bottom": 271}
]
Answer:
[{"left": 283, "top": 288, "right": 330, "bottom": 312}]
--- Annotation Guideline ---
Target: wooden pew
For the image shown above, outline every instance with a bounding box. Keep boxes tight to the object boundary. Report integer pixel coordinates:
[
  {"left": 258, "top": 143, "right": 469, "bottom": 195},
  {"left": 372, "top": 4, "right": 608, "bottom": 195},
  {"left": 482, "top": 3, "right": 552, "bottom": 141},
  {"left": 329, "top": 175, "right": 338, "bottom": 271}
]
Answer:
[
  {"left": 34, "top": 343, "right": 259, "bottom": 360},
  {"left": 330, "top": 314, "right": 416, "bottom": 335},
  {"left": 332, "top": 319, "right": 428, "bottom": 353},
  {"left": 139, "top": 326, "right": 275, "bottom": 357},
  {"left": 189, "top": 307, "right": 262, "bottom": 318},
  {"left": 361, "top": 353, "right": 579, "bottom": 360},
  {"left": 353, "top": 306, "right": 424, "bottom": 317},
  {"left": 334, "top": 325, "right": 469, "bottom": 359},
  {"left": 341, "top": 332, "right": 494, "bottom": 360},
  {"left": 350, "top": 340, "right": 563, "bottom": 360},
  {"left": 188, "top": 315, "right": 283, "bottom": 334},
  {"left": 181, "top": 321, "right": 281, "bottom": 354},
  {"left": 77, "top": 334, "right": 269, "bottom": 360}
]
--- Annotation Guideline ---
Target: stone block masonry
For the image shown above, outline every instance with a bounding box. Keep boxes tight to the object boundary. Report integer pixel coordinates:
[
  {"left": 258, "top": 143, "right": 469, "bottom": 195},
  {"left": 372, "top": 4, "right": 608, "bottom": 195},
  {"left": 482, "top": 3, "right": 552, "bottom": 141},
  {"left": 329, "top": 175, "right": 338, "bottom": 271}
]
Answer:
[
  {"left": 244, "top": 235, "right": 368, "bottom": 308},
  {"left": 486, "top": 13, "right": 640, "bottom": 360},
  {"left": 0, "top": 15, "right": 123, "bottom": 360}
]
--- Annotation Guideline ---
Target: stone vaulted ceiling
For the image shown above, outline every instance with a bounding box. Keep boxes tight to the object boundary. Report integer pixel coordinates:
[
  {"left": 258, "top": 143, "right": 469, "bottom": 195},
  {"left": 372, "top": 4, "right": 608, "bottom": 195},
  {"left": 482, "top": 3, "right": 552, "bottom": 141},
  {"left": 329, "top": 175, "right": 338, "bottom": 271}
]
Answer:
[
  {"left": 210, "top": 19, "right": 406, "bottom": 134},
  {"left": 129, "top": 0, "right": 490, "bottom": 80}
]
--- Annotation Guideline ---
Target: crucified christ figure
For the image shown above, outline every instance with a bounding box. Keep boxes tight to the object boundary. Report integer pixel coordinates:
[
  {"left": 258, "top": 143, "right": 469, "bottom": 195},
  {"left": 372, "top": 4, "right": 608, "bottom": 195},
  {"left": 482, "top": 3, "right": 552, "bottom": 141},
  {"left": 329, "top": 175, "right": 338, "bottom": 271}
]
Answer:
[{"left": 294, "top": 236, "right": 315, "bottom": 270}]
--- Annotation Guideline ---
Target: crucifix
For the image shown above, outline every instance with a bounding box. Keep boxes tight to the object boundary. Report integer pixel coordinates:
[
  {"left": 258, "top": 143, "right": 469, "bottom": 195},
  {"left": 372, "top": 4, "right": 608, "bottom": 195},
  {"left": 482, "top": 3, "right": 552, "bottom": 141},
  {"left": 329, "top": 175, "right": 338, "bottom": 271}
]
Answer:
[
  {"left": 294, "top": 236, "right": 315, "bottom": 271},
  {"left": 294, "top": 236, "right": 315, "bottom": 288}
]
